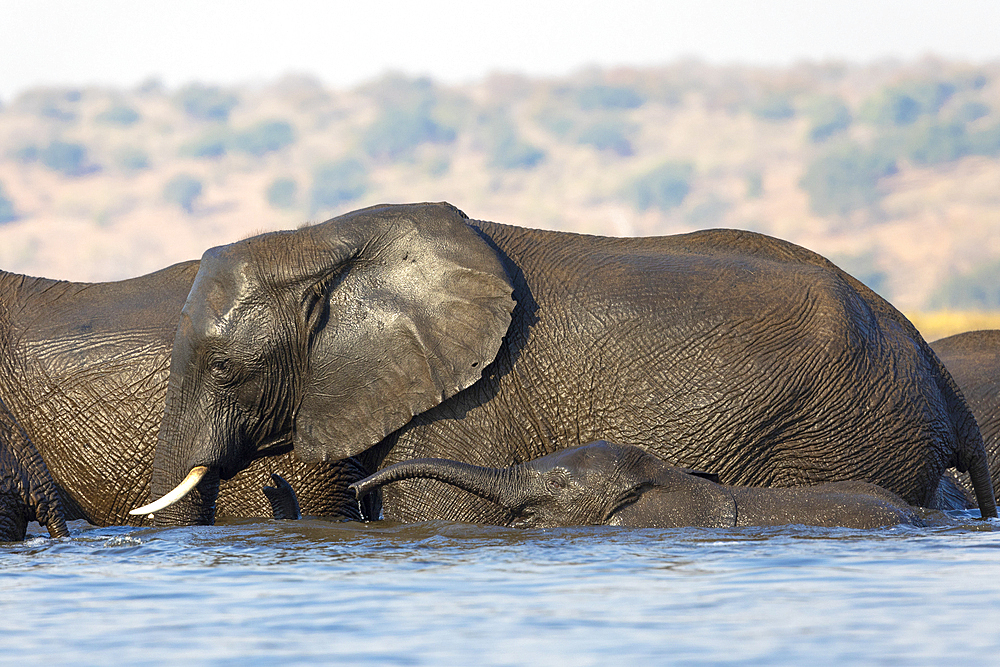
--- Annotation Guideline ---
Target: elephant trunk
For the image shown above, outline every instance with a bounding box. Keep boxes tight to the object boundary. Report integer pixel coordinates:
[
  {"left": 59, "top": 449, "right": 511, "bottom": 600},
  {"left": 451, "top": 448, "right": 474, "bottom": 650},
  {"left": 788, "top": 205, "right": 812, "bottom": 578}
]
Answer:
[{"left": 350, "top": 458, "right": 529, "bottom": 510}]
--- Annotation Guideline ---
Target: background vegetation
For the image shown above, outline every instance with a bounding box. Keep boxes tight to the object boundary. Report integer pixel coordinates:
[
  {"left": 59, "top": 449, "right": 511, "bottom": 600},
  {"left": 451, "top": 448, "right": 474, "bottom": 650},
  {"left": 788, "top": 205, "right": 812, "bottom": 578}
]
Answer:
[{"left": 0, "top": 60, "right": 998, "bottom": 327}]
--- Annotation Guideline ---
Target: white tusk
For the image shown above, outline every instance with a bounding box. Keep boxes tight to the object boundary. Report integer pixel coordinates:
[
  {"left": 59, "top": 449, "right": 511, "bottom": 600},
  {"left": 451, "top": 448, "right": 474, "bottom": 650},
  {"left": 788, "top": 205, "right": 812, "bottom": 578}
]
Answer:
[{"left": 129, "top": 466, "right": 210, "bottom": 516}]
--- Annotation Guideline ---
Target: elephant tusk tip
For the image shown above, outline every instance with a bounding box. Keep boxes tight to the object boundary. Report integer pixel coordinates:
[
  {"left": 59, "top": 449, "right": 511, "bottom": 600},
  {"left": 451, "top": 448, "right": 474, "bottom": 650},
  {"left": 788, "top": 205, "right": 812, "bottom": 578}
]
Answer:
[{"left": 128, "top": 465, "right": 210, "bottom": 516}]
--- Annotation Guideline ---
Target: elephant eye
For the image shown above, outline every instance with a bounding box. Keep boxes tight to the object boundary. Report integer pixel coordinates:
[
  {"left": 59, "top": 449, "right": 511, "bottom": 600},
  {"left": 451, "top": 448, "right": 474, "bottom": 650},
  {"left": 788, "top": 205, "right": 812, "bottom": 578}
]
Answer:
[
  {"left": 209, "top": 357, "right": 235, "bottom": 381},
  {"left": 547, "top": 470, "right": 569, "bottom": 489}
]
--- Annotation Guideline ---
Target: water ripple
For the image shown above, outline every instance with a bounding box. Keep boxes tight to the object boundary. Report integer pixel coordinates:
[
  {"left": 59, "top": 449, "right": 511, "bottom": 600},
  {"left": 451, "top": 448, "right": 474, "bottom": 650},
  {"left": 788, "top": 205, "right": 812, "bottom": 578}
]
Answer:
[{"left": 3, "top": 516, "right": 1000, "bottom": 665}]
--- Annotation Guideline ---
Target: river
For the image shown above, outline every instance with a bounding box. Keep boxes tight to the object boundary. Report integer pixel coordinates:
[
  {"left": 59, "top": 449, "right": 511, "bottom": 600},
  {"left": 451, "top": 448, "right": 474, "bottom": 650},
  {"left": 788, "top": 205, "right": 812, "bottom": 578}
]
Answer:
[{"left": 3, "top": 514, "right": 1000, "bottom": 665}]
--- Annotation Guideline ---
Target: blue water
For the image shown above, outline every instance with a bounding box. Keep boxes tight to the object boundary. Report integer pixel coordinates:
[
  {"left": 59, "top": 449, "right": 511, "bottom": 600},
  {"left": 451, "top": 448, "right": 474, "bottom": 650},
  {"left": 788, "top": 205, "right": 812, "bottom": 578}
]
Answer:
[{"left": 3, "top": 515, "right": 1000, "bottom": 665}]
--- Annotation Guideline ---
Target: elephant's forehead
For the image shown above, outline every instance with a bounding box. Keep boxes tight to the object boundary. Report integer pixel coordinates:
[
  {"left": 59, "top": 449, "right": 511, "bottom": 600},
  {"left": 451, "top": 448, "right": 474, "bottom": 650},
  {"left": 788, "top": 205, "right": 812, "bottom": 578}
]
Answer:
[
  {"left": 550, "top": 441, "right": 624, "bottom": 468},
  {"left": 184, "top": 251, "right": 255, "bottom": 337}
]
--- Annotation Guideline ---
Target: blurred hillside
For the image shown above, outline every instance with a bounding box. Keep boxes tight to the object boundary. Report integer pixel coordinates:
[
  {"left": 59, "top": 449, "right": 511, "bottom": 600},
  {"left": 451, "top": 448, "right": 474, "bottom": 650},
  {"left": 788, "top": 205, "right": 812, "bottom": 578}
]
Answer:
[{"left": 1, "top": 58, "right": 999, "bottom": 318}]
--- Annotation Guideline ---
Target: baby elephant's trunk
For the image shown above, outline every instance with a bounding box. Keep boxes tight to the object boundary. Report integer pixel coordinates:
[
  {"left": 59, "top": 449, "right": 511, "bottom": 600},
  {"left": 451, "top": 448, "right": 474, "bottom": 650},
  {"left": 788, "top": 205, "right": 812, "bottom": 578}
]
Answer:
[{"left": 350, "top": 458, "right": 526, "bottom": 509}]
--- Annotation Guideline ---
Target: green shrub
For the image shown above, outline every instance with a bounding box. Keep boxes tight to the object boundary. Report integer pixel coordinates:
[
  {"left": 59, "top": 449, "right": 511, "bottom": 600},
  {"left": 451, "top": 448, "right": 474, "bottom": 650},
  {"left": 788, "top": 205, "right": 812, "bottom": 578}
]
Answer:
[
  {"left": 576, "top": 85, "right": 645, "bottom": 111},
  {"left": 13, "top": 145, "right": 39, "bottom": 163},
  {"left": 955, "top": 101, "right": 990, "bottom": 123},
  {"left": 231, "top": 120, "right": 296, "bottom": 156},
  {"left": 860, "top": 81, "right": 955, "bottom": 127},
  {"left": 807, "top": 97, "right": 852, "bottom": 142},
  {"left": 751, "top": 94, "right": 796, "bottom": 121},
  {"left": 967, "top": 122, "right": 1000, "bottom": 156},
  {"left": 182, "top": 131, "right": 229, "bottom": 159},
  {"left": 266, "top": 177, "right": 297, "bottom": 209},
  {"left": 623, "top": 162, "right": 694, "bottom": 211},
  {"left": 362, "top": 106, "right": 455, "bottom": 161},
  {"left": 96, "top": 105, "right": 141, "bottom": 126},
  {"left": 929, "top": 259, "right": 1000, "bottom": 310},
  {"left": 479, "top": 113, "right": 545, "bottom": 170},
  {"left": 163, "top": 174, "right": 203, "bottom": 213},
  {"left": 800, "top": 144, "right": 896, "bottom": 215},
  {"left": 177, "top": 84, "right": 238, "bottom": 121},
  {"left": 576, "top": 120, "right": 634, "bottom": 156},
  {"left": 40, "top": 141, "right": 96, "bottom": 176},
  {"left": 904, "top": 121, "right": 970, "bottom": 165},
  {"left": 0, "top": 182, "right": 18, "bottom": 224},
  {"left": 310, "top": 159, "right": 368, "bottom": 214},
  {"left": 536, "top": 109, "right": 575, "bottom": 138},
  {"left": 114, "top": 147, "right": 150, "bottom": 172}
]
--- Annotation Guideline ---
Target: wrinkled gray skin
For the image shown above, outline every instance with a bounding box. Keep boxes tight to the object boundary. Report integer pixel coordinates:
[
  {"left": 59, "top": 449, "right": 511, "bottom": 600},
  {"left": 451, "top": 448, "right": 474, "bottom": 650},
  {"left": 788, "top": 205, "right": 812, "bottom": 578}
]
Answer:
[
  {"left": 148, "top": 202, "right": 995, "bottom": 527},
  {"left": 351, "top": 441, "right": 923, "bottom": 529},
  {"left": 0, "top": 262, "right": 372, "bottom": 542},
  {"left": 933, "top": 330, "right": 1000, "bottom": 498}
]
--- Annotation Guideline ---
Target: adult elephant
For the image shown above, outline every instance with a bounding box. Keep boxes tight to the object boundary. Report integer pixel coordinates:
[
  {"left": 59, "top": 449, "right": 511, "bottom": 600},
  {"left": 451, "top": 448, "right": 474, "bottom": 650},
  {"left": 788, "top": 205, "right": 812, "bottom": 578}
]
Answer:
[
  {"left": 0, "top": 261, "right": 373, "bottom": 542},
  {"left": 932, "top": 330, "right": 1000, "bottom": 496},
  {"left": 140, "top": 202, "right": 996, "bottom": 525}
]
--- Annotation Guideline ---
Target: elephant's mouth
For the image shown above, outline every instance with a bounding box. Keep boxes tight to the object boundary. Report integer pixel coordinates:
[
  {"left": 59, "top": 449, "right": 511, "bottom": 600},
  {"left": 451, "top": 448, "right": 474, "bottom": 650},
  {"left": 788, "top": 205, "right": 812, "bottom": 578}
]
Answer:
[{"left": 129, "top": 465, "right": 210, "bottom": 517}]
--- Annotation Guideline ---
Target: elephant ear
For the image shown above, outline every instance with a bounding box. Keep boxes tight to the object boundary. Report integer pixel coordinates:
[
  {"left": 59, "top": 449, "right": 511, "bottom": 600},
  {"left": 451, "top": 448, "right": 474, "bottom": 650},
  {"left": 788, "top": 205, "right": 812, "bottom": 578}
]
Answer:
[
  {"left": 292, "top": 202, "right": 515, "bottom": 462},
  {"left": 612, "top": 467, "right": 738, "bottom": 528}
]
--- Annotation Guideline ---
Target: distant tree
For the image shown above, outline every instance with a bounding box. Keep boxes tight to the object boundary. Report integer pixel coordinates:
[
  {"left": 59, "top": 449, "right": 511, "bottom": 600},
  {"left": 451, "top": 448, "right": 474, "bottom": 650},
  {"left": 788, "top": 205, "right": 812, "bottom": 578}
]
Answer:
[
  {"left": 231, "top": 120, "right": 296, "bottom": 157},
  {"left": 535, "top": 108, "right": 575, "bottom": 138},
  {"left": 40, "top": 141, "right": 97, "bottom": 176},
  {"left": 576, "top": 119, "right": 634, "bottom": 156},
  {"left": 182, "top": 131, "right": 229, "bottom": 159},
  {"left": 576, "top": 85, "right": 646, "bottom": 111},
  {"left": 967, "top": 121, "right": 1000, "bottom": 156},
  {"left": 13, "top": 145, "right": 39, "bottom": 163},
  {"left": 860, "top": 81, "right": 955, "bottom": 127},
  {"left": 751, "top": 94, "right": 796, "bottom": 121},
  {"left": 114, "top": 147, "right": 150, "bottom": 172},
  {"left": 363, "top": 106, "right": 455, "bottom": 161},
  {"left": 361, "top": 75, "right": 456, "bottom": 161},
  {"left": 163, "top": 174, "right": 203, "bottom": 213},
  {"left": 96, "top": 104, "right": 141, "bottom": 126},
  {"left": 623, "top": 162, "right": 694, "bottom": 211},
  {"left": 266, "top": 177, "right": 297, "bottom": 209},
  {"left": 310, "top": 159, "right": 368, "bottom": 214},
  {"left": 0, "top": 182, "right": 18, "bottom": 224},
  {"left": 929, "top": 259, "right": 1000, "bottom": 310},
  {"left": 807, "top": 97, "right": 852, "bottom": 142},
  {"left": 800, "top": 144, "right": 896, "bottom": 215},
  {"left": 177, "top": 84, "right": 239, "bottom": 121},
  {"left": 955, "top": 101, "right": 990, "bottom": 123},
  {"left": 481, "top": 114, "right": 545, "bottom": 170},
  {"left": 904, "top": 121, "right": 970, "bottom": 165}
]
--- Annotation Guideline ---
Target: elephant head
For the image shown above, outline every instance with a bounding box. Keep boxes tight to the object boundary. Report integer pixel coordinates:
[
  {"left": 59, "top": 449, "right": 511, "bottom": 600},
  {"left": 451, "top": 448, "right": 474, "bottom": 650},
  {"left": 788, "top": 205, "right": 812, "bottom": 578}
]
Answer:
[
  {"left": 136, "top": 202, "right": 515, "bottom": 523},
  {"left": 349, "top": 440, "right": 738, "bottom": 528}
]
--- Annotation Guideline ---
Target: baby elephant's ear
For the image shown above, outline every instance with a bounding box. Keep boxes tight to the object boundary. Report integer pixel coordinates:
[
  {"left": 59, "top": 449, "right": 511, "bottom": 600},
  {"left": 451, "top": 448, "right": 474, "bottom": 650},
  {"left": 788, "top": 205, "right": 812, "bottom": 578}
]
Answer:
[
  {"left": 293, "top": 203, "right": 515, "bottom": 463},
  {"left": 679, "top": 469, "right": 721, "bottom": 484},
  {"left": 613, "top": 467, "right": 738, "bottom": 528}
]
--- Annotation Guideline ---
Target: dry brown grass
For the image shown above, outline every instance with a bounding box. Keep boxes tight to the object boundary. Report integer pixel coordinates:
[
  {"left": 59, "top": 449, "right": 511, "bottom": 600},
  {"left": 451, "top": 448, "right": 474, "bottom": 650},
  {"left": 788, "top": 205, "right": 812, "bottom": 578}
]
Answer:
[{"left": 905, "top": 311, "right": 1000, "bottom": 341}]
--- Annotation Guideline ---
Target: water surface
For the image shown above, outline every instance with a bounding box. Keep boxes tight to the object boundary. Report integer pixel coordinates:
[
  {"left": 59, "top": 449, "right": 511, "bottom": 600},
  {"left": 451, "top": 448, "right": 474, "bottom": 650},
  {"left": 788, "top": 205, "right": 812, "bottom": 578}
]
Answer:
[{"left": 3, "top": 515, "right": 1000, "bottom": 665}]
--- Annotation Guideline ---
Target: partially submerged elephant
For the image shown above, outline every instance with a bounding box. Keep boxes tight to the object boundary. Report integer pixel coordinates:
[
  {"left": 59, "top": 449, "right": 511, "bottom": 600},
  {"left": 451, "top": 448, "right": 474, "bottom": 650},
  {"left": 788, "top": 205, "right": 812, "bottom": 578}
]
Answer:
[
  {"left": 933, "top": 330, "right": 1000, "bottom": 496},
  {"left": 350, "top": 441, "right": 923, "bottom": 529},
  {"left": 140, "top": 202, "right": 996, "bottom": 526},
  {"left": 0, "top": 262, "right": 373, "bottom": 542}
]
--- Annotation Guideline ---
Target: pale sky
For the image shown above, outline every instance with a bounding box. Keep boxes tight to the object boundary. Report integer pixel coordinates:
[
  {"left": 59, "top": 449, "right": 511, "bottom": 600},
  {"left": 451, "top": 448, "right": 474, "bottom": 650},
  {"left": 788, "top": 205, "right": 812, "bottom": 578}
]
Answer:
[{"left": 2, "top": 0, "right": 999, "bottom": 100}]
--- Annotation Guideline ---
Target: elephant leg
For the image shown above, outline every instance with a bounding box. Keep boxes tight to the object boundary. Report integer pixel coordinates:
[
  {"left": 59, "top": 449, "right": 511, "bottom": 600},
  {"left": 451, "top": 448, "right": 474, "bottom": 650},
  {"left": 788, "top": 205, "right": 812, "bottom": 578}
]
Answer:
[
  {"left": 262, "top": 474, "right": 301, "bottom": 520},
  {"left": 0, "top": 412, "right": 69, "bottom": 540}
]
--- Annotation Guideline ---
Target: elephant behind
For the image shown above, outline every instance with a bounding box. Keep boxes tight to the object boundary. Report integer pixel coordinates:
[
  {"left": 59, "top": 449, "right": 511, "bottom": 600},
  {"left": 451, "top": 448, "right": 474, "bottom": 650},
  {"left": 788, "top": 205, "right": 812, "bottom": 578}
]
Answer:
[
  {"left": 0, "top": 262, "right": 373, "bottom": 542},
  {"left": 933, "top": 330, "right": 1000, "bottom": 496},
  {"left": 142, "top": 202, "right": 995, "bottom": 526}
]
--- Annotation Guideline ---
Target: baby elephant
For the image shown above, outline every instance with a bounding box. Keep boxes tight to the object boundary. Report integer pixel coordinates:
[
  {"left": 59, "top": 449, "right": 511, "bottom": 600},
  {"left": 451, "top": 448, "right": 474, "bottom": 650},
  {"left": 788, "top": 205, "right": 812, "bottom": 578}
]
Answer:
[{"left": 350, "top": 441, "right": 922, "bottom": 529}]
